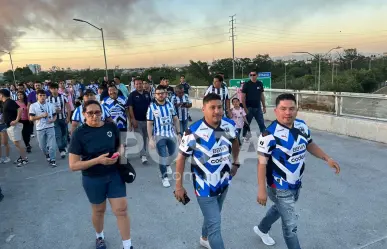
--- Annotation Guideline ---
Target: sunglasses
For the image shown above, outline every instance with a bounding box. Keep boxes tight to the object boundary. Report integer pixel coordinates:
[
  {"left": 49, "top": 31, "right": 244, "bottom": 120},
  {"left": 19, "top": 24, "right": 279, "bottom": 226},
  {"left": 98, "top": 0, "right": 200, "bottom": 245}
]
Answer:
[
  {"left": 250, "top": 74, "right": 257, "bottom": 76},
  {"left": 85, "top": 110, "right": 102, "bottom": 116}
]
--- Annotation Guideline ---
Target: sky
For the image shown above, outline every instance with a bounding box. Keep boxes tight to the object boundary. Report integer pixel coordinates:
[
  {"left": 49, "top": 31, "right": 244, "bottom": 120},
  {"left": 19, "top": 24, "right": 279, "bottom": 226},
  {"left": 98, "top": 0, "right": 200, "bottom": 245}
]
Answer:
[{"left": 1, "top": 0, "right": 387, "bottom": 72}]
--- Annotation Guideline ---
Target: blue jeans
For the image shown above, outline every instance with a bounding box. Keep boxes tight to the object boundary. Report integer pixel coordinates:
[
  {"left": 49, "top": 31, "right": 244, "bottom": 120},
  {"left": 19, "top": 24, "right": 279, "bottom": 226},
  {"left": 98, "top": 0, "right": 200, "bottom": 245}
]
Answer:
[
  {"left": 54, "top": 119, "right": 68, "bottom": 152},
  {"left": 197, "top": 188, "right": 228, "bottom": 249},
  {"left": 180, "top": 119, "right": 188, "bottom": 136},
  {"left": 155, "top": 136, "right": 177, "bottom": 178},
  {"left": 246, "top": 107, "right": 266, "bottom": 134},
  {"left": 258, "top": 187, "right": 301, "bottom": 249},
  {"left": 36, "top": 127, "right": 56, "bottom": 161}
]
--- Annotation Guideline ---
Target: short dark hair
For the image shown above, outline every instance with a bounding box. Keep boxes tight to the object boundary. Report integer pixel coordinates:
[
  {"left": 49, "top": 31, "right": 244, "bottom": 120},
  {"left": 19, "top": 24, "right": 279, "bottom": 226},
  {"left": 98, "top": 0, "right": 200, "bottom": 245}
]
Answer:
[
  {"left": 275, "top": 93, "right": 296, "bottom": 106},
  {"left": 108, "top": 85, "right": 118, "bottom": 90},
  {"left": 180, "top": 74, "right": 185, "bottom": 78},
  {"left": 36, "top": 89, "right": 46, "bottom": 95},
  {"left": 203, "top": 93, "right": 221, "bottom": 104},
  {"left": 49, "top": 83, "right": 59, "bottom": 89},
  {"left": 17, "top": 83, "right": 24, "bottom": 87},
  {"left": 134, "top": 77, "right": 143, "bottom": 83},
  {"left": 84, "top": 89, "right": 95, "bottom": 96},
  {"left": 114, "top": 76, "right": 120, "bottom": 80},
  {"left": 232, "top": 97, "right": 240, "bottom": 103},
  {"left": 98, "top": 85, "right": 104, "bottom": 90},
  {"left": 214, "top": 75, "right": 223, "bottom": 82},
  {"left": 82, "top": 100, "right": 102, "bottom": 113},
  {"left": 175, "top": 84, "right": 184, "bottom": 91},
  {"left": 156, "top": 85, "right": 166, "bottom": 91},
  {"left": 35, "top": 81, "right": 42, "bottom": 84},
  {"left": 0, "top": 89, "right": 10, "bottom": 98}
]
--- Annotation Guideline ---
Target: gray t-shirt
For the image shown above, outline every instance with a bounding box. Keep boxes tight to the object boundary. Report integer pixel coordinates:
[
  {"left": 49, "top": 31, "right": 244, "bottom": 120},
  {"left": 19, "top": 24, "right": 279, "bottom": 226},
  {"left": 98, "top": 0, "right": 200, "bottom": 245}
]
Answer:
[{"left": 29, "top": 101, "right": 56, "bottom": 131}]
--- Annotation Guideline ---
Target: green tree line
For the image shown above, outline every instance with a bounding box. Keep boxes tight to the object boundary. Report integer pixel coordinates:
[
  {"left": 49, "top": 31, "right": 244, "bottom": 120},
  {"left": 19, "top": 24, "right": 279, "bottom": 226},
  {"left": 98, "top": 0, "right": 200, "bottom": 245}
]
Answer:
[{"left": 2, "top": 48, "right": 386, "bottom": 93}]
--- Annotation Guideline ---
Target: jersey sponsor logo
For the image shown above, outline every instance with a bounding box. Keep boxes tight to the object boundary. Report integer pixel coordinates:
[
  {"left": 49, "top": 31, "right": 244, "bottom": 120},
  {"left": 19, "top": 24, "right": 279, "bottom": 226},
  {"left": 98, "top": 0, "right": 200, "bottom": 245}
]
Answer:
[
  {"left": 293, "top": 144, "right": 306, "bottom": 153},
  {"left": 212, "top": 145, "right": 228, "bottom": 154},
  {"left": 153, "top": 110, "right": 160, "bottom": 117},
  {"left": 289, "top": 153, "right": 306, "bottom": 163},
  {"left": 210, "top": 155, "right": 230, "bottom": 164},
  {"left": 107, "top": 131, "right": 112, "bottom": 137}
]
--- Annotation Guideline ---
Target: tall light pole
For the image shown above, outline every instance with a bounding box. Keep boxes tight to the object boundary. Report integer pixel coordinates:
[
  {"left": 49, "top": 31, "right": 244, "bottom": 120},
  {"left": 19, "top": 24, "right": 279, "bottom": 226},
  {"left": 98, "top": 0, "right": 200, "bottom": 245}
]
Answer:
[
  {"left": 0, "top": 50, "right": 16, "bottom": 84},
  {"left": 293, "top": 46, "right": 341, "bottom": 91},
  {"left": 284, "top": 62, "right": 289, "bottom": 89},
  {"left": 73, "top": 18, "right": 108, "bottom": 80}
]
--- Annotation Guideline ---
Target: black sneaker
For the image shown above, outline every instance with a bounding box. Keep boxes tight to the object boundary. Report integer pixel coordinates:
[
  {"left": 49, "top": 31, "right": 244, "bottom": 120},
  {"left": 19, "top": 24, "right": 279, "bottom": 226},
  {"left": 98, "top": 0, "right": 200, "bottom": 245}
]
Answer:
[
  {"left": 46, "top": 154, "right": 50, "bottom": 162},
  {"left": 26, "top": 145, "right": 32, "bottom": 153},
  {"left": 17, "top": 158, "right": 28, "bottom": 167},
  {"left": 96, "top": 237, "right": 106, "bottom": 249},
  {"left": 13, "top": 156, "right": 22, "bottom": 164},
  {"left": 49, "top": 160, "right": 57, "bottom": 168}
]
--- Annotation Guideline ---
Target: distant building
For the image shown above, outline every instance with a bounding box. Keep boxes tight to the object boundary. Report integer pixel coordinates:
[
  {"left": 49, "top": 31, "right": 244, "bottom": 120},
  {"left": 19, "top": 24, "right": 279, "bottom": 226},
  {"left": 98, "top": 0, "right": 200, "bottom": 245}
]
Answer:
[{"left": 27, "top": 64, "right": 42, "bottom": 74}]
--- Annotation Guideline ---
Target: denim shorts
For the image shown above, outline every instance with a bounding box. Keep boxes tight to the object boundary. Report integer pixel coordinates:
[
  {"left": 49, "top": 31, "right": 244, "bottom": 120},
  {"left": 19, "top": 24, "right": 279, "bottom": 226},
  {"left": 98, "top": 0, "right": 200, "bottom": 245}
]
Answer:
[
  {"left": 82, "top": 170, "right": 126, "bottom": 205},
  {"left": 0, "top": 123, "right": 7, "bottom": 132}
]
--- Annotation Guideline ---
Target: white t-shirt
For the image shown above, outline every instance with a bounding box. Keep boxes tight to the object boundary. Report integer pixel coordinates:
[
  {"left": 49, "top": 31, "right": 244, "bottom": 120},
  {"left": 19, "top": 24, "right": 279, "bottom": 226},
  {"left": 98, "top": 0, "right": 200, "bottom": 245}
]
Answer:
[{"left": 29, "top": 101, "right": 56, "bottom": 131}]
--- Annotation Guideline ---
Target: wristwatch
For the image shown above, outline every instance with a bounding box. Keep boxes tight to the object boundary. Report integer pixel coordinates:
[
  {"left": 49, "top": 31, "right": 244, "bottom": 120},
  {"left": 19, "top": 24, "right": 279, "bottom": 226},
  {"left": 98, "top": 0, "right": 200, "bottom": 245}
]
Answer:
[{"left": 232, "top": 162, "right": 240, "bottom": 168}]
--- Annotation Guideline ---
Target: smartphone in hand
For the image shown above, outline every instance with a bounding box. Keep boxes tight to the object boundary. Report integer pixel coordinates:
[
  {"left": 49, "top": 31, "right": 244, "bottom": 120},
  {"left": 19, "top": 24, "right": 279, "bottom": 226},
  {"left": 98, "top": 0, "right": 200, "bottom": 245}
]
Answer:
[
  {"left": 111, "top": 152, "right": 120, "bottom": 159},
  {"left": 173, "top": 191, "right": 190, "bottom": 205}
]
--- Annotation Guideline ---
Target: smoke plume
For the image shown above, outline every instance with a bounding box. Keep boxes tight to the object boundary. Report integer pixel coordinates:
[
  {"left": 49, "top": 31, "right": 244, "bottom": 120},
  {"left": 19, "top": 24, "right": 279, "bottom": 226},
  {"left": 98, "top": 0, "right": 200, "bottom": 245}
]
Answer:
[{"left": 0, "top": 0, "right": 168, "bottom": 58}]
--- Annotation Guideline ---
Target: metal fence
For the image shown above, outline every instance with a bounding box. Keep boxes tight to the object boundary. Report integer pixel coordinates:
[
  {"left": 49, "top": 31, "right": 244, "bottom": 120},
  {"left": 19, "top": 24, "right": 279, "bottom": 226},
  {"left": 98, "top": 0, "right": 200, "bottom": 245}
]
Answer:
[{"left": 183, "top": 86, "right": 387, "bottom": 122}]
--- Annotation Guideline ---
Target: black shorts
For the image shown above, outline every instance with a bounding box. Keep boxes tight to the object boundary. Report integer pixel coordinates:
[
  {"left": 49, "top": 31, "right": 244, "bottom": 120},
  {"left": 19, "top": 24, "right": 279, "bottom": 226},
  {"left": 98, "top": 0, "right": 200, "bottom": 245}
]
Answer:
[{"left": 82, "top": 171, "right": 126, "bottom": 205}]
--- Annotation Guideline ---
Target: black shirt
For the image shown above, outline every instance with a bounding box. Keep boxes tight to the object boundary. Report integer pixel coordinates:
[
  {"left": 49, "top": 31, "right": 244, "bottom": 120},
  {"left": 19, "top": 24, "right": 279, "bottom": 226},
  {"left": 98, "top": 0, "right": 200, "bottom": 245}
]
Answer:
[
  {"left": 127, "top": 90, "right": 151, "bottom": 121},
  {"left": 242, "top": 80, "right": 264, "bottom": 108},
  {"left": 69, "top": 122, "right": 120, "bottom": 176},
  {"left": 3, "top": 98, "right": 20, "bottom": 127}
]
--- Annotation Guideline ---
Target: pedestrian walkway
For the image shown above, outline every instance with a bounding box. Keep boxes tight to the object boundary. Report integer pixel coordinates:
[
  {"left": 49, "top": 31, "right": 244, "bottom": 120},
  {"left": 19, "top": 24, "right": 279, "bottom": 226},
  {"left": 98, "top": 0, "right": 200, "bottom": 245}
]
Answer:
[{"left": 0, "top": 109, "right": 386, "bottom": 249}]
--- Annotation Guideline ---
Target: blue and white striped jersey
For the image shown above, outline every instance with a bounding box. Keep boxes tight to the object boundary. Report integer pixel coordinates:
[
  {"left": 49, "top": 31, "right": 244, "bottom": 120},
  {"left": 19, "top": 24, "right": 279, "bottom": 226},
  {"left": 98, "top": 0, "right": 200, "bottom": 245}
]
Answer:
[
  {"left": 102, "top": 96, "right": 128, "bottom": 130},
  {"left": 179, "top": 117, "right": 237, "bottom": 197},
  {"left": 170, "top": 94, "right": 192, "bottom": 121},
  {"left": 146, "top": 101, "right": 177, "bottom": 137},
  {"left": 204, "top": 85, "right": 229, "bottom": 112},
  {"left": 257, "top": 119, "right": 312, "bottom": 190},
  {"left": 71, "top": 104, "right": 111, "bottom": 124},
  {"left": 87, "top": 84, "right": 99, "bottom": 94},
  {"left": 10, "top": 91, "right": 18, "bottom": 101}
]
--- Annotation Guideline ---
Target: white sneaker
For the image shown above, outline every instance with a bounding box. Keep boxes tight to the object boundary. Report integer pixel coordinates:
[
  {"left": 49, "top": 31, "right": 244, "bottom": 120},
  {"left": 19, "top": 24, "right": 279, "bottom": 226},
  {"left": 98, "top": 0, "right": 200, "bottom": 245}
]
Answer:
[
  {"left": 162, "top": 177, "right": 170, "bottom": 188},
  {"left": 3, "top": 157, "right": 10, "bottom": 163},
  {"left": 166, "top": 166, "right": 173, "bottom": 174},
  {"left": 254, "top": 226, "right": 275, "bottom": 246},
  {"left": 60, "top": 151, "right": 66, "bottom": 158},
  {"left": 0, "top": 158, "right": 4, "bottom": 164},
  {"left": 200, "top": 237, "right": 211, "bottom": 249},
  {"left": 141, "top": 156, "right": 148, "bottom": 164}
]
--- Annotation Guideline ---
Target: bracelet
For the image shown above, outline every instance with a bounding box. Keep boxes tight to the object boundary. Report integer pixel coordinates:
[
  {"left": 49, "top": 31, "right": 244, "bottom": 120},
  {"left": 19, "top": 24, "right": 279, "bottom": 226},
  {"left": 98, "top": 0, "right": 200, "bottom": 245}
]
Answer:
[{"left": 232, "top": 162, "right": 240, "bottom": 168}]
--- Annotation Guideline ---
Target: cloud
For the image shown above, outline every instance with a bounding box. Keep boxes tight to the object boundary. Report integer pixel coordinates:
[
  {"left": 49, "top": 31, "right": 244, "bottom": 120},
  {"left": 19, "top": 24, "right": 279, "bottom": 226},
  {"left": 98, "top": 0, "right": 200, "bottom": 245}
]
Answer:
[{"left": 0, "top": 0, "right": 169, "bottom": 54}]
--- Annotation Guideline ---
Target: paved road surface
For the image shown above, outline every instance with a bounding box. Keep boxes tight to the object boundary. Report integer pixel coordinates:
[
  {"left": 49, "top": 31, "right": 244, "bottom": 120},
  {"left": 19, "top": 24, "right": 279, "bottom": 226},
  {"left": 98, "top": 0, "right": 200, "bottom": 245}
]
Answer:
[{"left": 1, "top": 109, "right": 387, "bottom": 249}]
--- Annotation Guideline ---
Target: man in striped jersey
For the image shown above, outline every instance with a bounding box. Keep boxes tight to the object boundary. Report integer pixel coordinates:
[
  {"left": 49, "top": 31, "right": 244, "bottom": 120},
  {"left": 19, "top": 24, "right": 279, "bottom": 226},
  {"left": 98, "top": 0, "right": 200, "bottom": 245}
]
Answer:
[
  {"left": 170, "top": 85, "right": 192, "bottom": 136},
  {"left": 48, "top": 83, "right": 71, "bottom": 159},
  {"left": 102, "top": 85, "right": 129, "bottom": 132},
  {"left": 147, "top": 85, "right": 181, "bottom": 188},
  {"left": 204, "top": 75, "right": 231, "bottom": 118},
  {"left": 71, "top": 89, "right": 112, "bottom": 134}
]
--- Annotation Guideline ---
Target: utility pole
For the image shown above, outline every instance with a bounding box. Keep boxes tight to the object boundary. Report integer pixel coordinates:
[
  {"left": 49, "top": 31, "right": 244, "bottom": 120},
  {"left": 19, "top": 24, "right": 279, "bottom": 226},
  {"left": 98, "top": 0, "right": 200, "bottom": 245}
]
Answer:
[{"left": 229, "top": 14, "right": 236, "bottom": 79}]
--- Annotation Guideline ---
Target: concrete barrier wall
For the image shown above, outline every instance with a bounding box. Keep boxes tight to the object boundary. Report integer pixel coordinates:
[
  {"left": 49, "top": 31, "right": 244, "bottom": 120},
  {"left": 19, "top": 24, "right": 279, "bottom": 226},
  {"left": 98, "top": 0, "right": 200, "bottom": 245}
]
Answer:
[{"left": 191, "top": 99, "right": 387, "bottom": 144}]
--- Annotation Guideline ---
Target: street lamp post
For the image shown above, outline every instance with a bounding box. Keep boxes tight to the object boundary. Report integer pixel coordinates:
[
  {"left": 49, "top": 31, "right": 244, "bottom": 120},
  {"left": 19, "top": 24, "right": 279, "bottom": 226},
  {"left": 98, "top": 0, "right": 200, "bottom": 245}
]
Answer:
[
  {"left": 0, "top": 50, "right": 16, "bottom": 84},
  {"left": 284, "top": 62, "right": 289, "bottom": 89},
  {"left": 293, "top": 46, "right": 341, "bottom": 91},
  {"left": 73, "top": 18, "right": 108, "bottom": 80}
]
